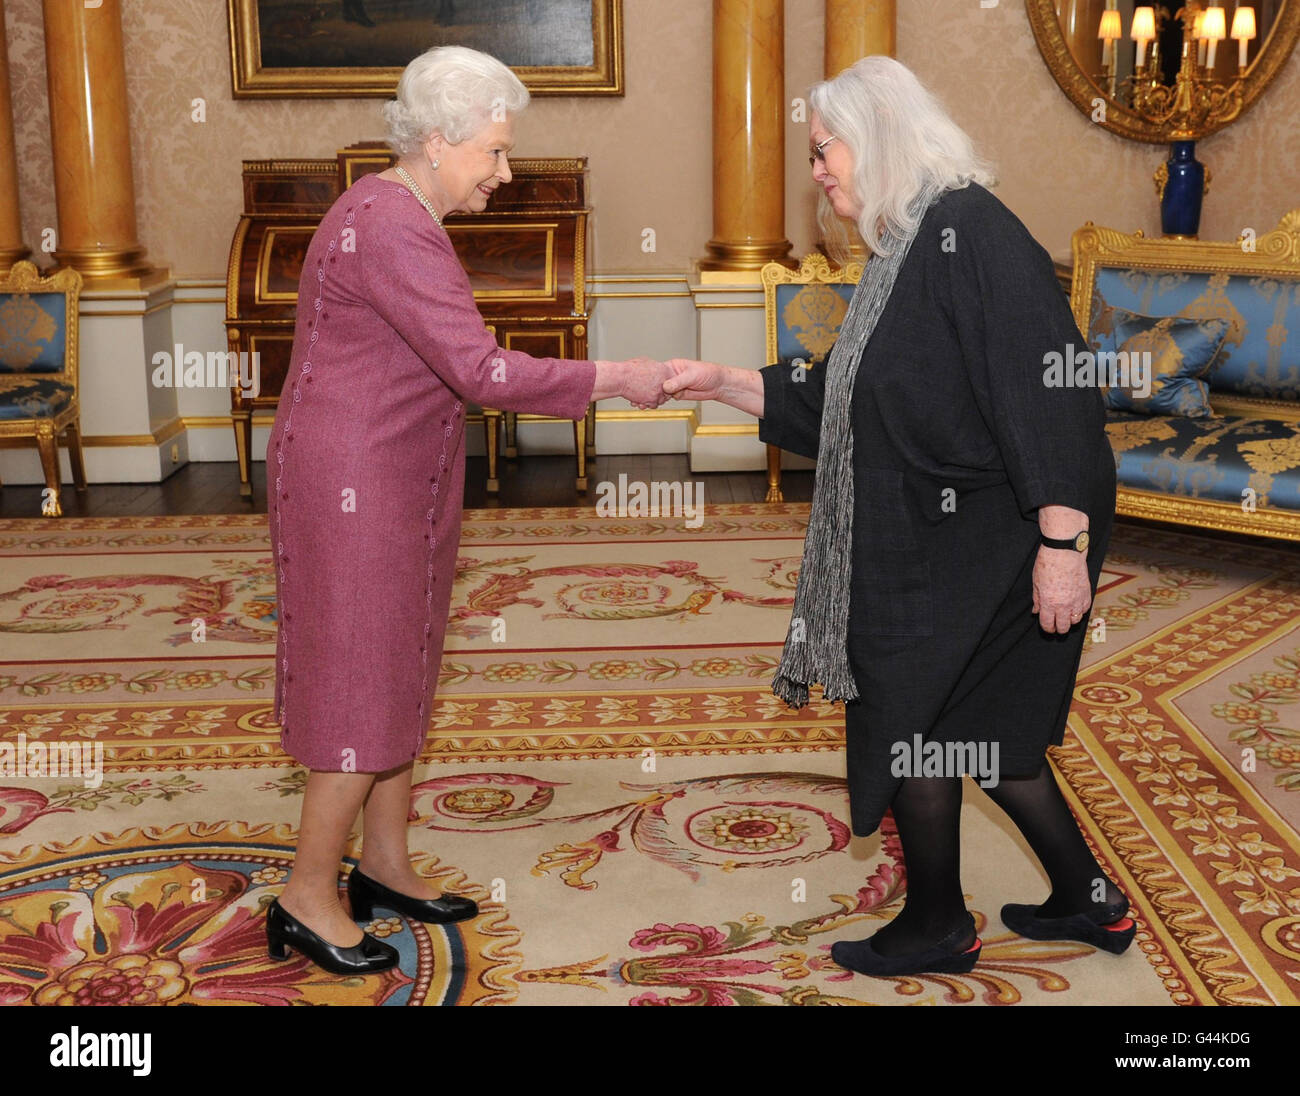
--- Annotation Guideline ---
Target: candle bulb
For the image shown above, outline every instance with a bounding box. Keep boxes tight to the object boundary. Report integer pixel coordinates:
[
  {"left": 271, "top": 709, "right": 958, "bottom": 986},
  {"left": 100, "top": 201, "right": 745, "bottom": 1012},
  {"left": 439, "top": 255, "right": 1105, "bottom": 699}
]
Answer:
[
  {"left": 1132, "top": 6, "right": 1156, "bottom": 69},
  {"left": 1232, "top": 6, "right": 1257, "bottom": 70},
  {"left": 1098, "top": 9, "right": 1122, "bottom": 70},
  {"left": 1203, "top": 5, "right": 1226, "bottom": 70}
]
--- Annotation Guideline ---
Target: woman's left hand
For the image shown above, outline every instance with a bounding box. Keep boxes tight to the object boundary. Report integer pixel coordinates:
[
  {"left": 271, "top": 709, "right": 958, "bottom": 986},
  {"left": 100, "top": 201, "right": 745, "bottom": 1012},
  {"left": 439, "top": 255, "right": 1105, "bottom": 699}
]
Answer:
[{"left": 1032, "top": 547, "right": 1093, "bottom": 634}]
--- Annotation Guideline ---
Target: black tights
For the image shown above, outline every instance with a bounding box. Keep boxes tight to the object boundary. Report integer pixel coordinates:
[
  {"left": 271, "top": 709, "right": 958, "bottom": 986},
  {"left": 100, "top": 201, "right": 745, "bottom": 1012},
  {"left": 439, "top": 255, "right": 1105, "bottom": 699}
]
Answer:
[{"left": 866, "top": 759, "right": 1123, "bottom": 956}]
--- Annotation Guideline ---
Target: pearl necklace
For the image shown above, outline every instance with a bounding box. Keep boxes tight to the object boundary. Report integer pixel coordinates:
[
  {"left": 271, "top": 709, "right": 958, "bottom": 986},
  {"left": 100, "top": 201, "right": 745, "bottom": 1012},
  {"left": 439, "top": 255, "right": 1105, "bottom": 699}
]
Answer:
[{"left": 395, "top": 165, "right": 443, "bottom": 227}]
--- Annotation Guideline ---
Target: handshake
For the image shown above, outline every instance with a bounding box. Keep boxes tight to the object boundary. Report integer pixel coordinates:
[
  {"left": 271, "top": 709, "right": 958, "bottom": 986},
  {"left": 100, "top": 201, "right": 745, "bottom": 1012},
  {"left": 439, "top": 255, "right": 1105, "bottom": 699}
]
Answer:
[{"left": 602, "top": 358, "right": 732, "bottom": 410}]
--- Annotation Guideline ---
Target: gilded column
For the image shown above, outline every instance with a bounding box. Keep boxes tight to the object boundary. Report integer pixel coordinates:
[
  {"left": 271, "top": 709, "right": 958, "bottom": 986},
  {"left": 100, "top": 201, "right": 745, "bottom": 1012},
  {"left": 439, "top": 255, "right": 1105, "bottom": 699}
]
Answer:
[
  {"left": 42, "top": 0, "right": 155, "bottom": 282},
  {"left": 0, "top": 0, "right": 28, "bottom": 268},
  {"left": 825, "top": 0, "right": 896, "bottom": 76},
  {"left": 699, "top": 0, "right": 793, "bottom": 274}
]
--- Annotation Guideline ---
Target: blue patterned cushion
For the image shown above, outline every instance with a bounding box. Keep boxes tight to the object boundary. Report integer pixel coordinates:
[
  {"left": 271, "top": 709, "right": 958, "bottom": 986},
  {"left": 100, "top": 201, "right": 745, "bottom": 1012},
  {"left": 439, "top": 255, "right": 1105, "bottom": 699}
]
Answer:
[
  {"left": 1106, "top": 410, "right": 1300, "bottom": 511},
  {"left": 775, "top": 282, "right": 855, "bottom": 367},
  {"left": 1091, "top": 268, "right": 1300, "bottom": 400},
  {"left": 1090, "top": 307, "right": 1229, "bottom": 417},
  {"left": 0, "top": 378, "right": 74, "bottom": 419},
  {"left": 0, "top": 292, "right": 68, "bottom": 373}
]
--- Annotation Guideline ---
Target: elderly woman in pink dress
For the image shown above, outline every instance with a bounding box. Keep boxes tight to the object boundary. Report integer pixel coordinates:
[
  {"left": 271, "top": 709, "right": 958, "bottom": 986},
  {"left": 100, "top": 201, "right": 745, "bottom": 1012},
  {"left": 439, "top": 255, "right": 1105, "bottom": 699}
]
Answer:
[{"left": 265, "top": 45, "right": 670, "bottom": 974}]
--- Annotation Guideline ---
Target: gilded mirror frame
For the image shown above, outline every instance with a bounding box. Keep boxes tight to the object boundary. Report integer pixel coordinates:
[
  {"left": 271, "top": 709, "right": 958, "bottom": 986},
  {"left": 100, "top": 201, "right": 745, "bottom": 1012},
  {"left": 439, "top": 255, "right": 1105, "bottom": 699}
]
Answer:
[{"left": 1025, "top": 0, "right": 1300, "bottom": 142}]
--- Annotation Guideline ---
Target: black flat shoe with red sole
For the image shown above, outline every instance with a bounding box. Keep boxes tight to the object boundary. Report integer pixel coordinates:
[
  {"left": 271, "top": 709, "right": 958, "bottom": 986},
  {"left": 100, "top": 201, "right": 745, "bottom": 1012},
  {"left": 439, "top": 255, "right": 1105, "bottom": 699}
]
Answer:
[{"left": 1000, "top": 897, "right": 1137, "bottom": 954}]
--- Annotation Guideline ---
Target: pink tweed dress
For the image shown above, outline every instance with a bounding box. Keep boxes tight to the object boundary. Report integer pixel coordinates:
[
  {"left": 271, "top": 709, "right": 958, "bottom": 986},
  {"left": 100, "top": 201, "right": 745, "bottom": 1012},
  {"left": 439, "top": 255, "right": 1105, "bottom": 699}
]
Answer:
[{"left": 267, "top": 176, "right": 597, "bottom": 771}]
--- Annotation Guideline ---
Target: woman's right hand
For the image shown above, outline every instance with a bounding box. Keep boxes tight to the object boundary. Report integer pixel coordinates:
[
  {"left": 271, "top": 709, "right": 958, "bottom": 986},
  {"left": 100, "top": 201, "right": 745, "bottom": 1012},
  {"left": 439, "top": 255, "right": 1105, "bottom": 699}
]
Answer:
[{"left": 662, "top": 359, "right": 729, "bottom": 402}]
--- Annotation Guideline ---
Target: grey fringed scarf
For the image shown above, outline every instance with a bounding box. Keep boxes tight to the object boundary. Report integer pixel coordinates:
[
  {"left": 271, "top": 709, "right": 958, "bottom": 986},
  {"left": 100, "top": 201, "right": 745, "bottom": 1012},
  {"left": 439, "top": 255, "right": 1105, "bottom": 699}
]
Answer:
[{"left": 771, "top": 188, "right": 943, "bottom": 708}]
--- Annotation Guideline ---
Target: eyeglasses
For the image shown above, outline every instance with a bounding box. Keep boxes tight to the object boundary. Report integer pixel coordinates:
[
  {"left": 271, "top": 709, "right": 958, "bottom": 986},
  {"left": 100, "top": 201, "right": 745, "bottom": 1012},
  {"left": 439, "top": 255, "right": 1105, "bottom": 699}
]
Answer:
[{"left": 809, "top": 135, "right": 838, "bottom": 167}]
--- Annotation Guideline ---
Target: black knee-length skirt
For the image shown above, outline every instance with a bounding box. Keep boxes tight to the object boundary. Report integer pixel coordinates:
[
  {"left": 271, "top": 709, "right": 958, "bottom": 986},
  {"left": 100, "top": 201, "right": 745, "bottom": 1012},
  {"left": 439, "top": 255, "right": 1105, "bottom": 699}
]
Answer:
[{"left": 840, "top": 475, "right": 1115, "bottom": 837}]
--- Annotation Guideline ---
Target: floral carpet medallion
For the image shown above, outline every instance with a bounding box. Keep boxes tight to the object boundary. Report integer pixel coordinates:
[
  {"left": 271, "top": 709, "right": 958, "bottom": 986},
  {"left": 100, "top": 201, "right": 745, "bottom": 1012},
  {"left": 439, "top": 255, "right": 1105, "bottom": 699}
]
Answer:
[
  {"left": 1, "top": 506, "right": 1297, "bottom": 1005},
  {"left": 0, "top": 821, "right": 517, "bottom": 1007}
]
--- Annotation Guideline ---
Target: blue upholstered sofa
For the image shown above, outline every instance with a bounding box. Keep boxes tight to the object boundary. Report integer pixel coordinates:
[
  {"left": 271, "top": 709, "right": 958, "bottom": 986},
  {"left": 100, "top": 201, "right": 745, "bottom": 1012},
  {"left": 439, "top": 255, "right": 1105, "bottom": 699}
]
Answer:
[{"left": 1071, "top": 210, "right": 1300, "bottom": 542}]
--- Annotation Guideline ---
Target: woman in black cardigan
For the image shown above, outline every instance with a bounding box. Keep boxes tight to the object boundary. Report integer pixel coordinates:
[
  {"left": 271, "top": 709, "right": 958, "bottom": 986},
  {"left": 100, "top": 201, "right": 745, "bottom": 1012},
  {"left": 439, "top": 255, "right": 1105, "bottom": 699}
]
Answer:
[{"left": 663, "top": 56, "right": 1133, "bottom": 977}]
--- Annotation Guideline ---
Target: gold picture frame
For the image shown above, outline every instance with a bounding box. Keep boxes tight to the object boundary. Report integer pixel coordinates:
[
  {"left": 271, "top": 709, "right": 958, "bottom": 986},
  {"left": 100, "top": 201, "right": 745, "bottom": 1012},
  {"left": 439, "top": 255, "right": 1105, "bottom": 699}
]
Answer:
[{"left": 228, "top": 0, "right": 624, "bottom": 98}]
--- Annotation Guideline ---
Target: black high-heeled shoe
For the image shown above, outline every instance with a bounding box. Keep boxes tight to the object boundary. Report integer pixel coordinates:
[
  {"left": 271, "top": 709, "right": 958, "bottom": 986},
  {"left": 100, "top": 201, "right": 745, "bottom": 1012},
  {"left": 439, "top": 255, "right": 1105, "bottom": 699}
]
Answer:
[
  {"left": 830, "top": 914, "right": 982, "bottom": 977},
  {"left": 346, "top": 866, "right": 479, "bottom": 925},
  {"left": 266, "top": 897, "right": 399, "bottom": 974},
  {"left": 1000, "top": 895, "right": 1137, "bottom": 954}
]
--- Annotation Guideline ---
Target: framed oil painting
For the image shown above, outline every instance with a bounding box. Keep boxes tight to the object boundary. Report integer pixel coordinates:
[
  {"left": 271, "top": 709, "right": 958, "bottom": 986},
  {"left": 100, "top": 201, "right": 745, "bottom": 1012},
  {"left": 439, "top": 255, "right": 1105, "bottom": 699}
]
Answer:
[{"left": 228, "top": 0, "right": 623, "bottom": 98}]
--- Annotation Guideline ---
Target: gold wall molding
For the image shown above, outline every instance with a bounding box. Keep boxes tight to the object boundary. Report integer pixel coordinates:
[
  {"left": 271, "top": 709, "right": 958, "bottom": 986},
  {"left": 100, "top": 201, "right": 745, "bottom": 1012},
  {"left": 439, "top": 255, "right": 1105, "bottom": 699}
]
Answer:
[
  {"left": 694, "top": 423, "right": 759, "bottom": 436},
  {"left": 0, "top": 418, "right": 184, "bottom": 450}
]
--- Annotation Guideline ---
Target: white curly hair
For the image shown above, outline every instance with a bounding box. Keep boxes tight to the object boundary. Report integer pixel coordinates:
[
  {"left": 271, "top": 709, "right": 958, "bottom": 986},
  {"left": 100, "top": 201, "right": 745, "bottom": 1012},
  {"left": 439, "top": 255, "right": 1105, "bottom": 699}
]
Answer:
[{"left": 382, "top": 45, "right": 529, "bottom": 156}]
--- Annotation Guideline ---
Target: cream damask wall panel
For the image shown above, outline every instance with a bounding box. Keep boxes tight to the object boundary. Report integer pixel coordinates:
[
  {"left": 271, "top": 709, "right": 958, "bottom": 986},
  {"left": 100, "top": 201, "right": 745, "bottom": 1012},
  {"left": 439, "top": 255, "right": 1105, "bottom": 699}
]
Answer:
[{"left": 7, "top": 0, "right": 52, "bottom": 262}]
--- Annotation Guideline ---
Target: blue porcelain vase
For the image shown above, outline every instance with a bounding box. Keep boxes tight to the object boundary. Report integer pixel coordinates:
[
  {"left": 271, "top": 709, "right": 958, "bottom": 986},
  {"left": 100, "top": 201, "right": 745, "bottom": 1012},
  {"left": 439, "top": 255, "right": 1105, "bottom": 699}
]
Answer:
[{"left": 1160, "top": 141, "right": 1205, "bottom": 237}]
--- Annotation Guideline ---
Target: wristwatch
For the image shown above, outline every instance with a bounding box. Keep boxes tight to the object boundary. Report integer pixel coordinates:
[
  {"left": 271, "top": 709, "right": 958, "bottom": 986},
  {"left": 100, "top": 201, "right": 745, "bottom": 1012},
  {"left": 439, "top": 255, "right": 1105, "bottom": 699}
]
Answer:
[{"left": 1040, "top": 530, "right": 1090, "bottom": 552}]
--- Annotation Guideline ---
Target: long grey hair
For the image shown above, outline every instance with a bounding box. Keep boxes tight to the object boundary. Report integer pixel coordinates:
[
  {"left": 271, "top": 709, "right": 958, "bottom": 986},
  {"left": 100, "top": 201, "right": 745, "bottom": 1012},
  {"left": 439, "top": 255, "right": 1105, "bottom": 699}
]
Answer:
[{"left": 810, "top": 56, "right": 997, "bottom": 261}]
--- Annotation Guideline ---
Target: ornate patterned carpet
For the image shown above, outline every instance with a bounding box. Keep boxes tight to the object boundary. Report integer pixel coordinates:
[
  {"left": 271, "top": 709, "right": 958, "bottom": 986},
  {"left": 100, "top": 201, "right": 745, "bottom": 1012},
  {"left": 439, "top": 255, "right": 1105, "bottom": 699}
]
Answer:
[{"left": 0, "top": 505, "right": 1297, "bottom": 1006}]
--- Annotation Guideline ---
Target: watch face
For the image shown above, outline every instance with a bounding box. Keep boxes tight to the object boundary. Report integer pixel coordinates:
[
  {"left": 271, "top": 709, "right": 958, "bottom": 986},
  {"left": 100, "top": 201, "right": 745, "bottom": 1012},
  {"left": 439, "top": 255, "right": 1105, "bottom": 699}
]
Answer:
[{"left": 1076, "top": 531, "right": 1090, "bottom": 552}]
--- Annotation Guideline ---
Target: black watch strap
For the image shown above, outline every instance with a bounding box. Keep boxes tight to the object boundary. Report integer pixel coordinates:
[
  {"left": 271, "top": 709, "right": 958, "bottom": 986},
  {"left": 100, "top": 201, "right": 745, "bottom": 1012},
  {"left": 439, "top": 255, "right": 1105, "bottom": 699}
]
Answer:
[{"left": 1040, "top": 531, "right": 1089, "bottom": 552}]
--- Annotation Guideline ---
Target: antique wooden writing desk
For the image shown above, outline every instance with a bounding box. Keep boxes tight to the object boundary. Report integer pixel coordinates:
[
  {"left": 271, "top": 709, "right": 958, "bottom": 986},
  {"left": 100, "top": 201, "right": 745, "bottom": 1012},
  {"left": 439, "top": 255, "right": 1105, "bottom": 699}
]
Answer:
[{"left": 225, "top": 144, "right": 594, "bottom": 495}]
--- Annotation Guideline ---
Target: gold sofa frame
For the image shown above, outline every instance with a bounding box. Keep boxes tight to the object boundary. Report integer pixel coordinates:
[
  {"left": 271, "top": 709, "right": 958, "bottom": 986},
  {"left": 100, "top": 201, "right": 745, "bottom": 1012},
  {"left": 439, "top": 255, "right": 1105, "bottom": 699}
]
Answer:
[{"left": 1071, "top": 210, "right": 1300, "bottom": 542}]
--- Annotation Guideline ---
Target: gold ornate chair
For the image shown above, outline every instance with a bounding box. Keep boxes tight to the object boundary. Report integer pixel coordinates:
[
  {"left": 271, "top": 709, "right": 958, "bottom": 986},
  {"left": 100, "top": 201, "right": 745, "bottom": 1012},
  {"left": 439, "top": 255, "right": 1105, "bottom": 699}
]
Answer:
[
  {"left": 760, "top": 253, "right": 863, "bottom": 501},
  {"left": 0, "top": 261, "right": 86, "bottom": 517}
]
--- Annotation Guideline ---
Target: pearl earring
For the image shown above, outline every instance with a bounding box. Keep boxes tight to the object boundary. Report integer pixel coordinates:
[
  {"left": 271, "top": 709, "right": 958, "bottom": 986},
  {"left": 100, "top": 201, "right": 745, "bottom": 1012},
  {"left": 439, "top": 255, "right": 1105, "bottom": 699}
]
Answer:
[{"left": 431, "top": 159, "right": 440, "bottom": 170}]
